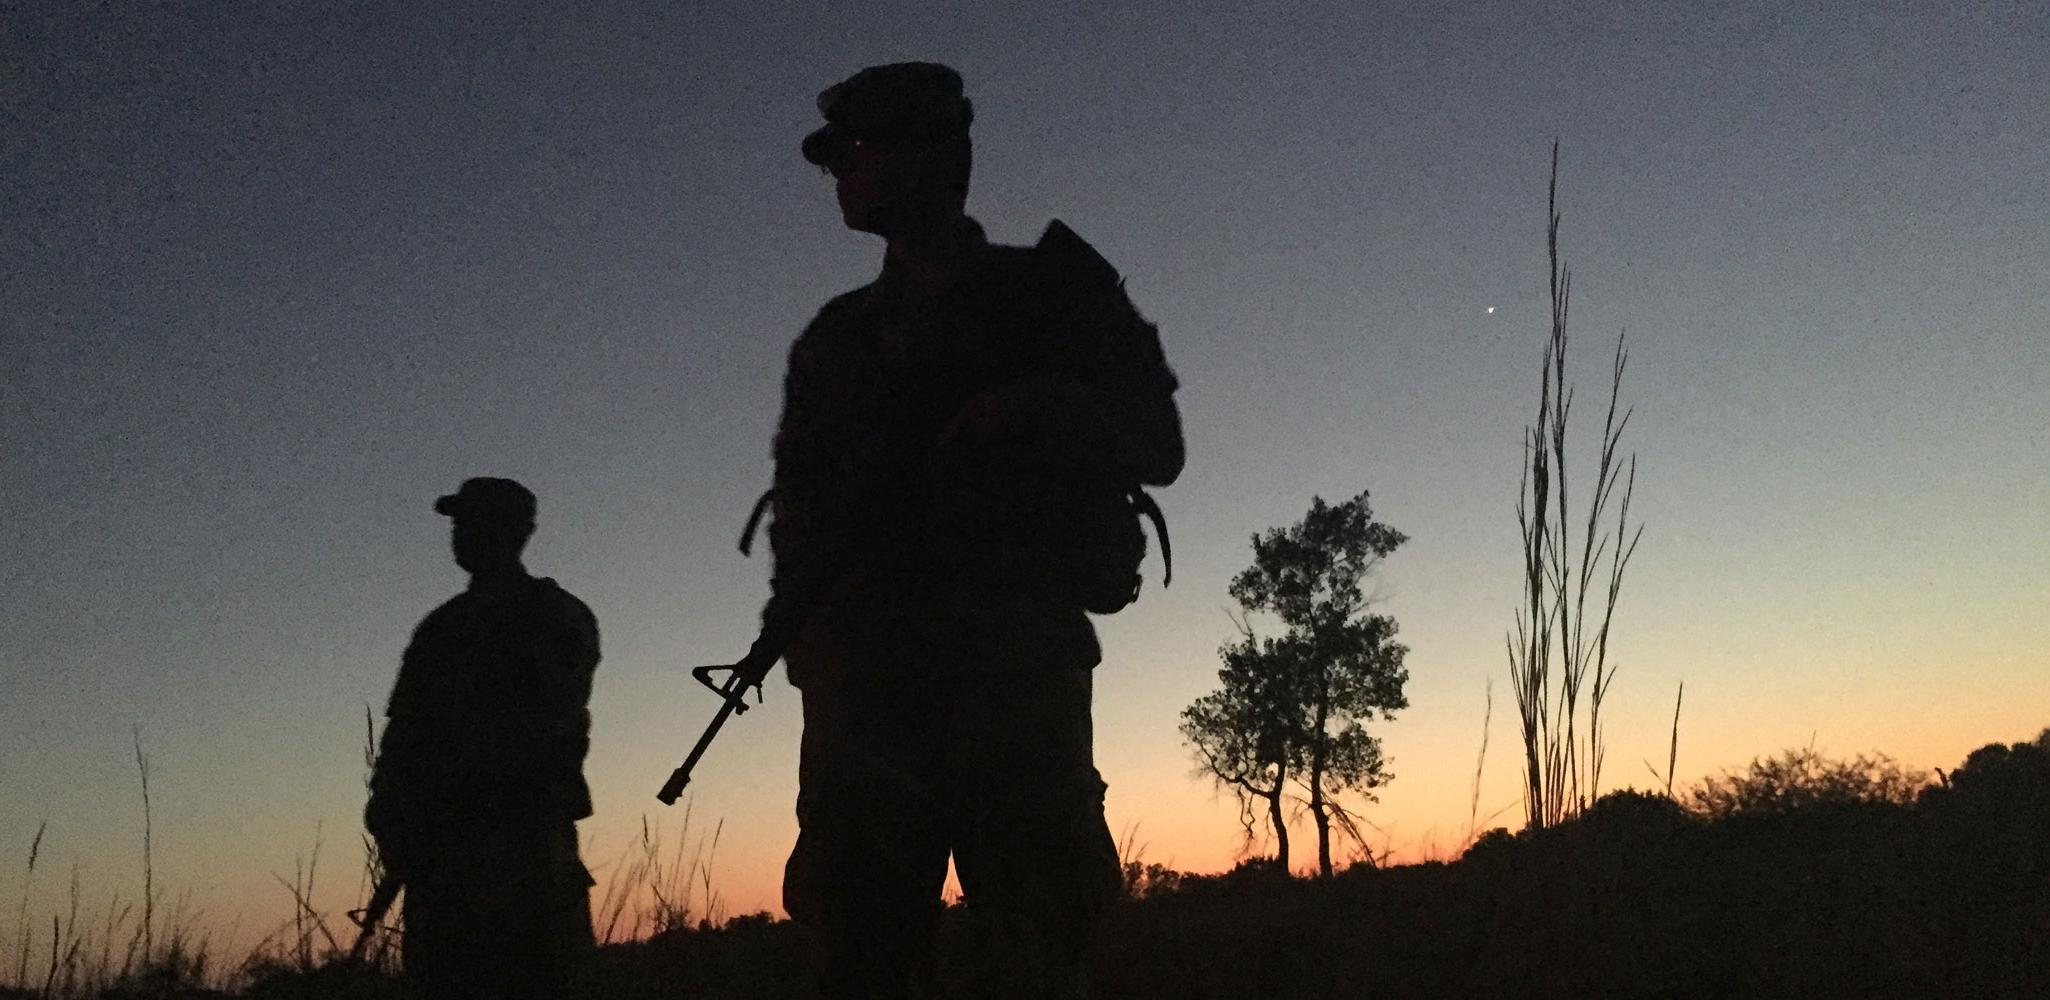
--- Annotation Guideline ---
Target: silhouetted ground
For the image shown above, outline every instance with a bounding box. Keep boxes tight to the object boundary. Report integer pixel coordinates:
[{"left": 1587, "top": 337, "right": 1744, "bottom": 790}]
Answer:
[
  {"left": 215, "top": 802, "right": 2044, "bottom": 997},
  {"left": 1091, "top": 797, "right": 2045, "bottom": 999},
  {"left": 29, "top": 736, "right": 2048, "bottom": 999}
]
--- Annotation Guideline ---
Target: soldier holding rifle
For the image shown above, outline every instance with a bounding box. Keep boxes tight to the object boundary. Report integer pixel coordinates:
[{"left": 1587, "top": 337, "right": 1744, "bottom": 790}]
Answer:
[
  {"left": 365, "top": 478, "right": 601, "bottom": 1000},
  {"left": 672, "top": 63, "right": 1184, "bottom": 999}
]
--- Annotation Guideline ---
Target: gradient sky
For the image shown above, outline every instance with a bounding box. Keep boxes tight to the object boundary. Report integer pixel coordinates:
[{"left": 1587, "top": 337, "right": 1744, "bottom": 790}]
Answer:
[{"left": 6, "top": 1, "right": 2046, "bottom": 951}]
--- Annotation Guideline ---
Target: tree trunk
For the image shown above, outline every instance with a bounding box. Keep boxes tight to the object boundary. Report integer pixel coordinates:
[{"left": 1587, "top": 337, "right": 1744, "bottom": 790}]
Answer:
[
  {"left": 1311, "top": 659, "right": 1334, "bottom": 877},
  {"left": 1267, "top": 784, "right": 1290, "bottom": 872},
  {"left": 1310, "top": 779, "right": 1331, "bottom": 877}
]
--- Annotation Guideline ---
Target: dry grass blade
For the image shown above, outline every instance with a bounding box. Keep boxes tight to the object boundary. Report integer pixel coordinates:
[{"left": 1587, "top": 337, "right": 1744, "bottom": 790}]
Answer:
[
  {"left": 133, "top": 726, "right": 155, "bottom": 964},
  {"left": 16, "top": 819, "right": 48, "bottom": 987},
  {"left": 1666, "top": 681, "right": 1684, "bottom": 798},
  {"left": 1466, "top": 679, "right": 1493, "bottom": 849}
]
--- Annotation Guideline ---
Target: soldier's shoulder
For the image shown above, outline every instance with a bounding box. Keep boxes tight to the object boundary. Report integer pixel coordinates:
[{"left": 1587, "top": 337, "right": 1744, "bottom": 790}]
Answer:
[
  {"left": 531, "top": 578, "right": 597, "bottom": 627},
  {"left": 798, "top": 283, "right": 880, "bottom": 340},
  {"left": 409, "top": 591, "right": 472, "bottom": 636}
]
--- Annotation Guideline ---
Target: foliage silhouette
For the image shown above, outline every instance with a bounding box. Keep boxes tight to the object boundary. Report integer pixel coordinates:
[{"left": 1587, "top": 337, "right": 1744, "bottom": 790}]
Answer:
[
  {"left": 1687, "top": 746, "right": 1930, "bottom": 820},
  {"left": 1182, "top": 492, "right": 1410, "bottom": 877},
  {"left": 1920, "top": 728, "right": 2050, "bottom": 878}
]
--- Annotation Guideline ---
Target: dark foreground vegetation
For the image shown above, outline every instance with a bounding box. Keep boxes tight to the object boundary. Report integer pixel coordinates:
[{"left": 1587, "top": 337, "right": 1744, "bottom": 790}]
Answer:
[{"left": 8, "top": 731, "right": 2045, "bottom": 1000}]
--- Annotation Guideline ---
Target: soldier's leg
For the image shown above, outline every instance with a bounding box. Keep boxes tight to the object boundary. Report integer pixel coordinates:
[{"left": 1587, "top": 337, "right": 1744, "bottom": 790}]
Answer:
[
  {"left": 402, "top": 826, "right": 594, "bottom": 1000},
  {"left": 785, "top": 673, "right": 952, "bottom": 999},
  {"left": 400, "top": 873, "right": 507, "bottom": 1000},
  {"left": 397, "top": 879, "right": 460, "bottom": 1000},
  {"left": 507, "top": 822, "right": 596, "bottom": 999},
  {"left": 945, "top": 627, "right": 1122, "bottom": 999}
]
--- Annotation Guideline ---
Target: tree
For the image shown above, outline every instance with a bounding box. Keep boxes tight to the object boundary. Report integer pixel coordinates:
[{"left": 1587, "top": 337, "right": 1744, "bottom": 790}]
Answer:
[
  {"left": 1181, "top": 634, "right": 1306, "bottom": 871},
  {"left": 1181, "top": 492, "right": 1411, "bottom": 877},
  {"left": 1921, "top": 729, "right": 2050, "bottom": 870},
  {"left": 1507, "top": 143, "right": 1644, "bottom": 831}
]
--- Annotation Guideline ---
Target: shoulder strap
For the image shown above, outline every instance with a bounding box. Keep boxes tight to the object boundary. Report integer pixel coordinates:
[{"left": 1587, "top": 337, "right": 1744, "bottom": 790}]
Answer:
[
  {"left": 1132, "top": 489, "right": 1172, "bottom": 587},
  {"left": 738, "top": 487, "right": 775, "bottom": 556}
]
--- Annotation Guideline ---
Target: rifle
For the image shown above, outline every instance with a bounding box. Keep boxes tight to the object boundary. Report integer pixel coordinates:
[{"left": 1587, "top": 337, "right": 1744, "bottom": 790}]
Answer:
[
  {"left": 654, "top": 634, "right": 783, "bottom": 805},
  {"left": 347, "top": 874, "right": 402, "bottom": 961},
  {"left": 656, "top": 488, "right": 821, "bottom": 806}
]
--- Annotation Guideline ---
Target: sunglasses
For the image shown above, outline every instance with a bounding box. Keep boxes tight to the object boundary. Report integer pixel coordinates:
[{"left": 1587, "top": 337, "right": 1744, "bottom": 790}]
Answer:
[{"left": 821, "top": 137, "right": 890, "bottom": 178}]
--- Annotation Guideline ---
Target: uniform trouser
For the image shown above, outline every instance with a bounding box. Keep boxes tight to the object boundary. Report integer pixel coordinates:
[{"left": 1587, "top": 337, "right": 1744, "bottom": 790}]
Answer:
[
  {"left": 402, "top": 821, "right": 595, "bottom": 1000},
  {"left": 782, "top": 631, "right": 1122, "bottom": 1000}
]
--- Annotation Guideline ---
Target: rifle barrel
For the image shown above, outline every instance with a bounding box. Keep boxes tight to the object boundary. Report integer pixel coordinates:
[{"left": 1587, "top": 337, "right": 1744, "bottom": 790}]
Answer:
[{"left": 656, "top": 677, "right": 751, "bottom": 805}]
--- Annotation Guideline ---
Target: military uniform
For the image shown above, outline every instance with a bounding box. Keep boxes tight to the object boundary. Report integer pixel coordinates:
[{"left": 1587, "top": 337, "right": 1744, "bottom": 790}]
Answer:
[
  {"left": 367, "top": 481, "right": 601, "bottom": 1000},
  {"left": 769, "top": 83, "right": 1183, "bottom": 991}
]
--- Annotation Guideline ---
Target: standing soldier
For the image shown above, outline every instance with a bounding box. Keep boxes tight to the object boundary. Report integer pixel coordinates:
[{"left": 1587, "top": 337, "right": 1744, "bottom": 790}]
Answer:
[
  {"left": 366, "top": 477, "right": 601, "bottom": 1000},
  {"left": 766, "top": 63, "right": 1185, "bottom": 998}
]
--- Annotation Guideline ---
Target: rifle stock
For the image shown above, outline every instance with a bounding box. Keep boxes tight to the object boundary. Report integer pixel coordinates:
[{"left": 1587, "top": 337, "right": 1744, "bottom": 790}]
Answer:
[{"left": 348, "top": 875, "right": 403, "bottom": 961}]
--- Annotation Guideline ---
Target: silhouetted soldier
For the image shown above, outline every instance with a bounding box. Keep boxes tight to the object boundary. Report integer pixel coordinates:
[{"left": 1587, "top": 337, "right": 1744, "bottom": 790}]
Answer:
[
  {"left": 366, "top": 478, "right": 600, "bottom": 1000},
  {"left": 768, "top": 63, "right": 1184, "bottom": 998}
]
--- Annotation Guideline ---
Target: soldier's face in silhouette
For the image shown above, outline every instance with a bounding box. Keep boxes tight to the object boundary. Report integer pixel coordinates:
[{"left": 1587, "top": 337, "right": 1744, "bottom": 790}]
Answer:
[
  {"left": 828, "top": 137, "right": 966, "bottom": 235},
  {"left": 450, "top": 517, "right": 531, "bottom": 575},
  {"left": 827, "top": 138, "right": 884, "bottom": 231}
]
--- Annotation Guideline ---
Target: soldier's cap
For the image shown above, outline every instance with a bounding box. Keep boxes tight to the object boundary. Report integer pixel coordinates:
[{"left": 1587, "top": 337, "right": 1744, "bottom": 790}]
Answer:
[
  {"left": 433, "top": 477, "right": 537, "bottom": 523},
  {"left": 801, "top": 62, "right": 974, "bottom": 167}
]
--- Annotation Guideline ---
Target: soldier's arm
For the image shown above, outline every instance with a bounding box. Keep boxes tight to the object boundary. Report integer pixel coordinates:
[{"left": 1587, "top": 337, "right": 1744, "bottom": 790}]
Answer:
[
  {"left": 365, "top": 627, "right": 440, "bottom": 872},
  {"left": 527, "top": 597, "right": 600, "bottom": 736},
  {"left": 523, "top": 595, "right": 601, "bottom": 816},
  {"left": 764, "top": 323, "right": 850, "bottom": 637},
  {"left": 368, "top": 628, "right": 436, "bottom": 800}
]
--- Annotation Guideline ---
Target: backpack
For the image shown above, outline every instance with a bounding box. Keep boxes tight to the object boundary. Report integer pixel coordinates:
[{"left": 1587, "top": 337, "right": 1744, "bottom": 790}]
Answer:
[{"left": 1021, "top": 219, "right": 1175, "bottom": 613}]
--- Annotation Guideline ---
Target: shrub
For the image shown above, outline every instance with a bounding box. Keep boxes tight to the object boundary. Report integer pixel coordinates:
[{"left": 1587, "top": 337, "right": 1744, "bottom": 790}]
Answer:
[
  {"left": 1576, "top": 788, "right": 1695, "bottom": 837},
  {"left": 1120, "top": 862, "right": 1188, "bottom": 901},
  {"left": 1686, "top": 747, "right": 1930, "bottom": 820},
  {"left": 1460, "top": 826, "right": 1518, "bottom": 863}
]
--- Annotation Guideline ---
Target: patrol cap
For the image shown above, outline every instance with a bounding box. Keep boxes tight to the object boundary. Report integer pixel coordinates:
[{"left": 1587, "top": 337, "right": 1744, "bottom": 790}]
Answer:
[
  {"left": 801, "top": 62, "right": 974, "bottom": 167},
  {"left": 433, "top": 477, "right": 537, "bottom": 523}
]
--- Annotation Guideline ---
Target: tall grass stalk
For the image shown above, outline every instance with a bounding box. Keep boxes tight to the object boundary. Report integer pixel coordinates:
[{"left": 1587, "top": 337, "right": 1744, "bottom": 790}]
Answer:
[
  {"left": 1509, "top": 142, "right": 1644, "bottom": 831},
  {"left": 1467, "top": 679, "right": 1493, "bottom": 846},
  {"left": 594, "top": 805, "right": 728, "bottom": 944},
  {"left": 2, "top": 830, "right": 217, "bottom": 997},
  {"left": 271, "top": 824, "right": 343, "bottom": 971},
  {"left": 15, "top": 820, "right": 45, "bottom": 985},
  {"left": 1664, "top": 681, "right": 1684, "bottom": 799},
  {"left": 349, "top": 704, "right": 398, "bottom": 967},
  {"left": 132, "top": 727, "right": 153, "bottom": 962}
]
